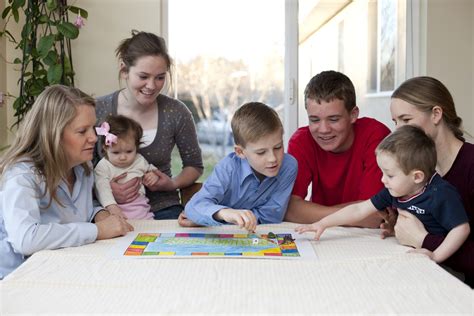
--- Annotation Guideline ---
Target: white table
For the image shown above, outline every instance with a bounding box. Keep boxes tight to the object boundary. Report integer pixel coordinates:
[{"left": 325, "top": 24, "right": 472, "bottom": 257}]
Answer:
[{"left": 1, "top": 220, "right": 472, "bottom": 314}]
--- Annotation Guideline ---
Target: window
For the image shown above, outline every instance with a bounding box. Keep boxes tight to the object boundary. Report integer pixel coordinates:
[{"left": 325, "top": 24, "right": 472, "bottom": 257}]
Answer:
[
  {"left": 368, "top": 0, "right": 397, "bottom": 94},
  {"left": 168, "top": 0, "right": 286, "bottom": 180}
]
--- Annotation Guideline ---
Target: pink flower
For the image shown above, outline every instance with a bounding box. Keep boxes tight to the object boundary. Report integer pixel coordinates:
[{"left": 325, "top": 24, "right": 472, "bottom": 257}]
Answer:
[{"left": 74, "top": 15, "right": 85, "bottom": 29}]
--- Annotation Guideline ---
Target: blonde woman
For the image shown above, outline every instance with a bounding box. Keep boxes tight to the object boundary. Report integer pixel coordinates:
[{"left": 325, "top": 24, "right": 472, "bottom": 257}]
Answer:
[{"left": 0, "top": 85, "right": 133, "bottom": 279}]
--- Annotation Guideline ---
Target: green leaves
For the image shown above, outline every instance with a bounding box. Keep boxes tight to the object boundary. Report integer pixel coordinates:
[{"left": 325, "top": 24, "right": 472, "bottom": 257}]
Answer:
[
  {"left": 28, "top": 78, "right": 47, "bottom": 96},
  {"left": 46, "top": 0, "right": 57, "bottom": 11},
  {"left": 47, "top": 64, "right": 63, "bottom": 84},
  {"left": 57, "top": 22, "right": 79, "bottom": 39},
  {"left": 11, "top": 0, "right": 25, "bottom": 11},
  {"left": 12, "top": 7, "right": 19, "bottom": 22},
  {"left": 37, "top": 35, "right": 55, "bottom": 58},
  {"left": 2, "top": 6, "right": 11, "bottom": 19},
  {"left": 43, "top": 50, "right": 58, "bottom": 66},
  {"left": 0, "top": 0, "right": 89, "bottom": 127},
  {"left": 69, "top": 6, "right": 88, "bottom": 19}
]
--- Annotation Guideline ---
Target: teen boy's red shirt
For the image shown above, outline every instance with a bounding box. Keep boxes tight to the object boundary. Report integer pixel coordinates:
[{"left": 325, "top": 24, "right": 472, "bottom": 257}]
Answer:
[{"left": 288, "top": 117, "right": 390, "bottom": 206}]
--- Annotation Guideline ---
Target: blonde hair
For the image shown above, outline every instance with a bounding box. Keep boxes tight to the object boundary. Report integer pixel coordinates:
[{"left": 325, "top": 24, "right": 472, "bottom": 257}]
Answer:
[
  {"left": 391, "top": 76, "right": 464, "bottom": 141},
  {"left": 0, "top": 85, "right": 95, "bottom": 207},
  {"left": 231, "top": 102, "right": 283, "bottom": 147}
]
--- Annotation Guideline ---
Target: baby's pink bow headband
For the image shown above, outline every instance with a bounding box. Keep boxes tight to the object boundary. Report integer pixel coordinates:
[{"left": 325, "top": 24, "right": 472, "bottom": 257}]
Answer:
[{"left": 95, "top": 122, "right": 118, "bottom": 146}]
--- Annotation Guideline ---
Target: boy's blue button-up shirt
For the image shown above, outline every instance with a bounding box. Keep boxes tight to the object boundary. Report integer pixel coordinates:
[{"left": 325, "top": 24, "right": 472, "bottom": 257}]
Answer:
[{"left": 185, "top": 152, "right": 297, "bottom": 226}]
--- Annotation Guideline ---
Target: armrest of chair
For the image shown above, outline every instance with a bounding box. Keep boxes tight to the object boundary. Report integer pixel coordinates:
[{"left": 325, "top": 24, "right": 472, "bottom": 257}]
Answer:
[{"left": 180, "top": 182, "right": 203, "bottom": 206}]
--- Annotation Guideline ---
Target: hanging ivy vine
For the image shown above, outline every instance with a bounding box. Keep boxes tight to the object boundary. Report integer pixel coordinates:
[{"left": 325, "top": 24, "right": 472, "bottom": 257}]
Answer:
[{"left": 1, "top": 0, "right": 88, "bottom": 127}]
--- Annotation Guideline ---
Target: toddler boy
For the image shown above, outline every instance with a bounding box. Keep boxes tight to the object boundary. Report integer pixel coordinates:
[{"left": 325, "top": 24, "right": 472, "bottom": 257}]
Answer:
[{"left": 296, "top": 125, "right": 470, "bottom": 263}]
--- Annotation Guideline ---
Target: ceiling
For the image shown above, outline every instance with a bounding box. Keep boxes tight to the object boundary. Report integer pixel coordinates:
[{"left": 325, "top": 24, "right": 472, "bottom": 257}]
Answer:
[{"left": 299, "top": 0, "right": 353, "bottom": 43}]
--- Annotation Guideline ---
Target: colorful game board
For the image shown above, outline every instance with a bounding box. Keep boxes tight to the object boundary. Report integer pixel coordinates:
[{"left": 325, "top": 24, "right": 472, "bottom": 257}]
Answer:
[{"left": 122, "top": 232, "right": 313, "bottom": 258}]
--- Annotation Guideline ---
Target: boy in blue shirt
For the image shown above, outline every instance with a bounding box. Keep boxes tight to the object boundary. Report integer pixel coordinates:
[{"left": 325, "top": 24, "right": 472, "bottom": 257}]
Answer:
[
  {"left": 179, "top": 102, "right": 297, "bottom": 231},
  {"left": 296, "top": 125, "right": 470, "bottom": 263}
]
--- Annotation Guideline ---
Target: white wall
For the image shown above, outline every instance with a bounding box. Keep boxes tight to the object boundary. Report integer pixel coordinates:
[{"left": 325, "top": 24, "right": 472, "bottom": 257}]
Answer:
[
  {"left": 0, "top": 0, "right": 7, "bottom": 147},
  {"left": 424, "top": 0, "right": 473, "bottom": 138},
  {"left": 72, "top": 0, "right": 162, "bottom": 98},
  {"left": 2, "top": 1, "right": 24, "bottom": 145}
]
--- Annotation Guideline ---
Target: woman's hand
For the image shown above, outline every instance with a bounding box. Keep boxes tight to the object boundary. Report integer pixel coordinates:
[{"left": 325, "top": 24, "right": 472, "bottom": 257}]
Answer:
[
  {"left": 379, "top": 207, "right": 398, "bottom": 239},
  {"left": 110, "top": 173, "right": 141, "bottom": 204},
  {"left": 106, "top": 204, "right": 127, "bottom": 219},
  {"left": 394, "top": 209, "right": 428, "bottom": 249},
  {"left": 95, "top": 214, "right": 134, "bottom": 240},
  {"left": 145, "top": 169, "right": 177, "bottom": 192},
  {"left": 93, "top": 209, "right": 111, "bottom": 222}
]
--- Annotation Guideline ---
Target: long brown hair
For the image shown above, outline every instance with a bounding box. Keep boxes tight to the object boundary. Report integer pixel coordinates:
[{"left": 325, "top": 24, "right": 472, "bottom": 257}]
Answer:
[
  {"left": 116, "top": 30, "right": 173, "bottom": 85},
  {"left": 391, "top": 76, "right": 465, "bottom": 141},
  {"left": 0, "top": 85, "right": 95, "bottom": 207}
]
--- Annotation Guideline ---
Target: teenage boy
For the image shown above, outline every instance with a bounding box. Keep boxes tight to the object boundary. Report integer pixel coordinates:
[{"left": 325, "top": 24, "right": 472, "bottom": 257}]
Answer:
[
  {"left": 286, "top": 70, "right": 390, "bottom": 226},
  {"left": 180, "top": 102, "right": 297, "bottom": 231},
  {"left": 296, "top": 125, "right": 470, "bottom": 263}
]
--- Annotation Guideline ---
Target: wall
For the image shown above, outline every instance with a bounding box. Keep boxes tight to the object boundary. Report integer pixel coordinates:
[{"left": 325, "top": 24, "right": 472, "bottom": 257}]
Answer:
[
  {"left": 72, "top": 0, "right": 162, "bottom": 98},
  {"left": 425, "top": 0, "right": 473, "bottom": 138},
  {"left": 2, "top": 0, "right": 23, "bottom": 146},
  {"left": 0, "top": 0, "right": 7, "bottom": 148},
  {"left": 1, "top": 0, "right": 162, "bottom": 145}
]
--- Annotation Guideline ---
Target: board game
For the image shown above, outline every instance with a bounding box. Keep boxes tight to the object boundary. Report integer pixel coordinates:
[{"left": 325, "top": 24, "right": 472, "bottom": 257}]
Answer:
[{"left": 120, "top": 231, "right": 315, "bottom": 259}]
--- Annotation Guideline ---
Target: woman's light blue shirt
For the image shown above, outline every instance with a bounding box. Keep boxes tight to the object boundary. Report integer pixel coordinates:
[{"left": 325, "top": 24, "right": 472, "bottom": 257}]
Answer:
[
  {"left": 185, "top": 153, "right": 297, "bottom": 226},
  {"left": 0, "top": 161, "right": 101, "bottom": 279}
]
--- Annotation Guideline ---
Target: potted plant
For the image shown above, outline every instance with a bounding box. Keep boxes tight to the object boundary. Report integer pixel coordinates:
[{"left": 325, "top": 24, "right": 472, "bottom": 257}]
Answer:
[{"left": 1, "top": 0, "right": 88, "bottom": 127}]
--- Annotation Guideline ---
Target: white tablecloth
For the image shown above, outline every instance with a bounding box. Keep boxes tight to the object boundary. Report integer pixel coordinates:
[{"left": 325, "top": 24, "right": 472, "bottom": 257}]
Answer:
[{"left": 1, "top": 220, "right": 472, "bottom": 314}]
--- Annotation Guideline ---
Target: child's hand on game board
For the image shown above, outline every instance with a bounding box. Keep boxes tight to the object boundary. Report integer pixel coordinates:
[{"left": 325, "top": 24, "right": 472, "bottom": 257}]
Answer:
[
  {"left": 143, "top": 171, "right": 160, "bottom": 187},
  {"left": 214, "top": 208, "right": 257, "bottom": 232},
  {"left": 106, "top": 204, "right": 127, "bottom": 220},
  {"left": 295, "top": 221, "right": 327, "bottom": 240}
]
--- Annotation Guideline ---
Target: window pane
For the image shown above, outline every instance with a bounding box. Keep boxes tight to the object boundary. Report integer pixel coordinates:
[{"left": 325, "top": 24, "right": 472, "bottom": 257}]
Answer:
[
  {"left": 169, "top": 0, "right": 285, "bottom": 180},
  {"left": 367, "top": 0, "right": 378, "bottom": 93},
  {"left": 379, "top": 0, "right": 396, "bottom": 91}
]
